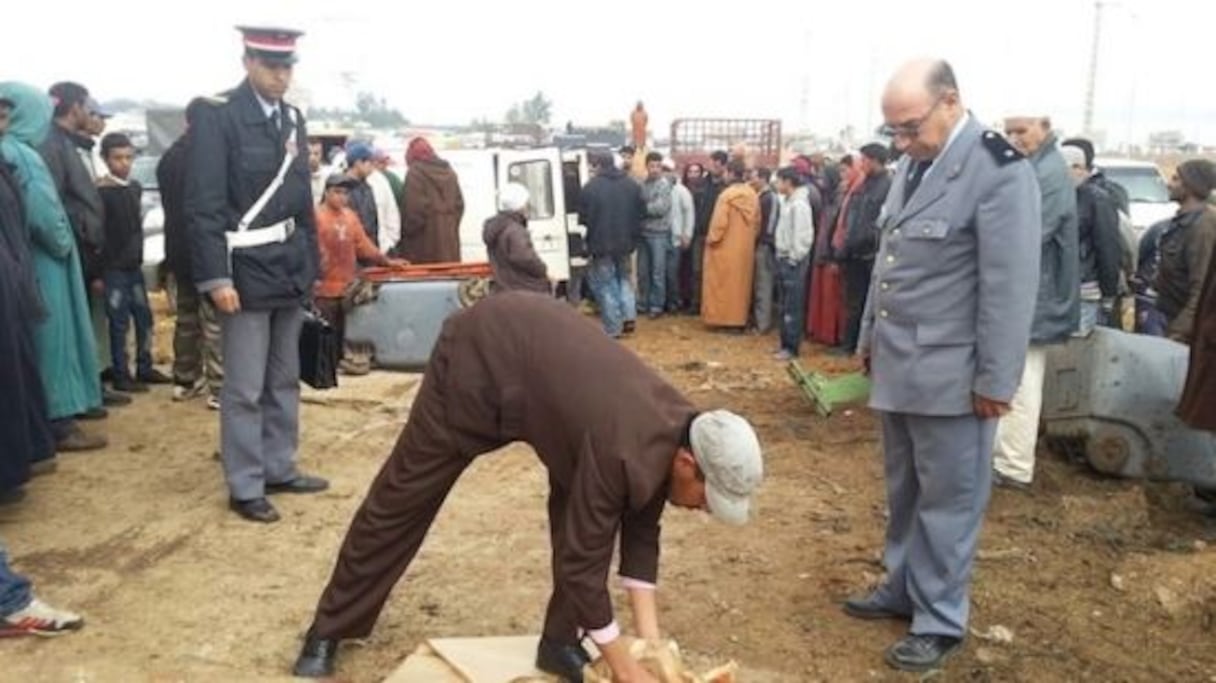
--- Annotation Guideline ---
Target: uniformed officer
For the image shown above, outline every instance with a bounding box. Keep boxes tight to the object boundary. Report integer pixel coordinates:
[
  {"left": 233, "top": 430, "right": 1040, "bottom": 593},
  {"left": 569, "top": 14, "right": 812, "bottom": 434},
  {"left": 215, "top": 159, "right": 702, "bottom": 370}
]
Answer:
[
  {"left": 185, "top": 26, "right": 328, "bottom": 523},
  {"left": 846, "top": 59, "right": 1041, "bottom": 672}
]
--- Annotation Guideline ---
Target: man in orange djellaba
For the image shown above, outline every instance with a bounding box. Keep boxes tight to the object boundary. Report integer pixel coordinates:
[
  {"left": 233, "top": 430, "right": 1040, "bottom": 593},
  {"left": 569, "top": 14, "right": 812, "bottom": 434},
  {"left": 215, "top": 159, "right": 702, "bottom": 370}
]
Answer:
[{"left": 700, "top": 159, "right": 759, "bottom": 330}]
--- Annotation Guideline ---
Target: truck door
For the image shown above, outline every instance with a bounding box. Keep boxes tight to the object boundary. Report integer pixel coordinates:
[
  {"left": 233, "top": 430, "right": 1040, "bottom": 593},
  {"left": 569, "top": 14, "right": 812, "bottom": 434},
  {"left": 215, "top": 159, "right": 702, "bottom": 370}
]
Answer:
[{"left": 496, "top": 148, "right": 570, "bottom": 282}]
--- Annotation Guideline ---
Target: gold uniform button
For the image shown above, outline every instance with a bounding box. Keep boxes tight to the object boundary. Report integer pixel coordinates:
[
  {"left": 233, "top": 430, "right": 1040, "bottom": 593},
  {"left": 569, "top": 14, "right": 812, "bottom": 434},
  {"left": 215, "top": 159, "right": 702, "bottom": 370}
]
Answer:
[
  {"left": 886, "top": 255, "right": 895, "bottom": 264},
  {"left": 880, "top": 310, "right": 889, "bottom": 318},
  {"left": 881, "top": 282, "right": 890, "bottom": 291}
]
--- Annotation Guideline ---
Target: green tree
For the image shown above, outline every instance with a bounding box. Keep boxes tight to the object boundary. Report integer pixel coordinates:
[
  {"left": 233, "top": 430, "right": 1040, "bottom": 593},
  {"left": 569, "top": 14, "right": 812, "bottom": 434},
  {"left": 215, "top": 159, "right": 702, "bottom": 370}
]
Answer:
[{"left": 521, "top": 91, "right": 552, "bottom": 125}]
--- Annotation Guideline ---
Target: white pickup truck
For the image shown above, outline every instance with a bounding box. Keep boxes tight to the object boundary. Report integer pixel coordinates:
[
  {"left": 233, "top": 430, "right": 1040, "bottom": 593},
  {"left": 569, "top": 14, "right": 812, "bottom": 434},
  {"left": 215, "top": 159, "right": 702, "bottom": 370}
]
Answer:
[{"left": 1094, "top": 157, "right": 1177, "bottom": 240}]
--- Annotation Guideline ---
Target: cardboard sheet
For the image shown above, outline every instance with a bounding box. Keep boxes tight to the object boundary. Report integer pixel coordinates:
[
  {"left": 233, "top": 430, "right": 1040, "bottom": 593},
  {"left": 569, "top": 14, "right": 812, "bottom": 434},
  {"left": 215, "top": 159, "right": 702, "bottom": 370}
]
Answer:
[{"left": 384, "top": 635, "right": 587, "bottom": 683}]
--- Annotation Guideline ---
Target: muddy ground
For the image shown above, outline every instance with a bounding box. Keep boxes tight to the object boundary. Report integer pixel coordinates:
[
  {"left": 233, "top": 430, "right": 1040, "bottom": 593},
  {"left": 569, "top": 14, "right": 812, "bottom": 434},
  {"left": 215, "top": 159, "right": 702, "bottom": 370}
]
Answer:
[{"left": 4, "top": 308, "right": 1216, "bottom": 682}]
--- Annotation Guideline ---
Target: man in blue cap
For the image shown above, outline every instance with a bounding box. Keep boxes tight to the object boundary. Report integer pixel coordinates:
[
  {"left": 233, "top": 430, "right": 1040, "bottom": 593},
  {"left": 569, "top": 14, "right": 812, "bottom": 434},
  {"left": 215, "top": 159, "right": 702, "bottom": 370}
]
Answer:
[
  {"left": 343, "top": 141, "right": 381, "bottom": 248},
  {"left": 185, "top": 25, "right": 328, "bottom": 523}
]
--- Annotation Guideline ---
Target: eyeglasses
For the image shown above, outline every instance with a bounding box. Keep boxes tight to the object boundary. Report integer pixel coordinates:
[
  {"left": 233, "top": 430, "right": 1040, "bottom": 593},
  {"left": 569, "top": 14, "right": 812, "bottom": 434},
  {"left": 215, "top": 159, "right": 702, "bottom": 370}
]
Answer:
[{"left": 880, "top": 97, "right": 944, "bottom": 140}]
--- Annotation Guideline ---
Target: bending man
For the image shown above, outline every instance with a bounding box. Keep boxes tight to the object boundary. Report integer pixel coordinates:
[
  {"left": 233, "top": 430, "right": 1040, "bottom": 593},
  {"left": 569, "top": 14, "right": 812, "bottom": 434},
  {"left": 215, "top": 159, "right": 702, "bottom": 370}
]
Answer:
[{"left": 293, "top": 291, "right": 763, "bottom": 682}]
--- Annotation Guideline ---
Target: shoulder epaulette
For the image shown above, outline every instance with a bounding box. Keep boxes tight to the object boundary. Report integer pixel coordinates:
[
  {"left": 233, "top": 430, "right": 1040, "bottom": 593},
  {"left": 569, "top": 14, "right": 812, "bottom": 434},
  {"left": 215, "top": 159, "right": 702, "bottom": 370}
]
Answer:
[
  {"left": 981, "top": 130, "right": 1023, "bottom": 166},
  {"left": 200, "top": 90, "right": 232, "bottom": 106}
]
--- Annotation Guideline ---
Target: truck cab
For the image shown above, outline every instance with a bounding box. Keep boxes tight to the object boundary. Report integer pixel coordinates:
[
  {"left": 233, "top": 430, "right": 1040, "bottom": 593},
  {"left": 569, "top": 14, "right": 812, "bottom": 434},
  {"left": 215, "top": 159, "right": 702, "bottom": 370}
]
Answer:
[{"left": 437, "top": 146, "right": 594, "bottom": 288}]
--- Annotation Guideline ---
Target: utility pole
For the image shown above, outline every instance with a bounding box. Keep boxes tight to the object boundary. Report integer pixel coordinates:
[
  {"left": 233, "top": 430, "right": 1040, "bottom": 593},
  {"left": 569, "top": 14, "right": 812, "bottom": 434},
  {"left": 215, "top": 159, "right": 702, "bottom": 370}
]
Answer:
[{"left": 1082, "top": 0, "right": 1105, "bottom": 137}]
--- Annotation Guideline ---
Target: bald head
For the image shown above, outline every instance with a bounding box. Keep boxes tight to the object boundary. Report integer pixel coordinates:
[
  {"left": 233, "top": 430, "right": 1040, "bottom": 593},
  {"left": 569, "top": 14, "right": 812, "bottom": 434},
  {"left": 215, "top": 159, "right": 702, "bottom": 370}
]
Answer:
[{"left": 881, "top": 58, "right": 964, "bottom": 161}]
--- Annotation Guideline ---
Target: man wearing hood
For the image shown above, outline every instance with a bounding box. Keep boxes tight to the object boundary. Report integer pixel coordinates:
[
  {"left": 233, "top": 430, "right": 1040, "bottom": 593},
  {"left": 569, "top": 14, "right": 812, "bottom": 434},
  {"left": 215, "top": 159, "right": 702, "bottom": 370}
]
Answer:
[
  {"left": 701, "top": 160, "right": 760, "bottom": 329},
  {"left": 399, "top": 137, "right": 464, "bottom": 263},
  {"left": 483, "top": 182, "right": 550, "bottom": 294},
  {"left": 0, "top": 91, "right": 57, "bottom": 500},
  {"left": 0, "top": 82, "right": 106, "bottom": 453},
  {"left": 994, "top": 113, "right": 1080, "bottom": 490},
  {"left": 579, "top": 150, "right": 643, "bottom": 337},
  {"left": 291, "top": 292, "right": 764, "bottom": 682}
]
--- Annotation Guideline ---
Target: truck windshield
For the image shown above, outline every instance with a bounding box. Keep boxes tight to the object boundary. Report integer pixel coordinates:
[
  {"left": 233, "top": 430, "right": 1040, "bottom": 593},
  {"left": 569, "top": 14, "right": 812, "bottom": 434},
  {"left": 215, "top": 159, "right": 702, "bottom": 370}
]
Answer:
[{"left": 1102, "top": 166, "right": 1169, "bottom": 204}]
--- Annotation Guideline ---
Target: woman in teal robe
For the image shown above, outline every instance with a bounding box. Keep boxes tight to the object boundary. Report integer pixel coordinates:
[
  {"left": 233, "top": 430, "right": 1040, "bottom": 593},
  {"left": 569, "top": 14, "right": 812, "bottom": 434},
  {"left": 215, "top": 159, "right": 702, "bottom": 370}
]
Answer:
[{"left": 0, "top": 82, "right": 101, "bottom": 426}]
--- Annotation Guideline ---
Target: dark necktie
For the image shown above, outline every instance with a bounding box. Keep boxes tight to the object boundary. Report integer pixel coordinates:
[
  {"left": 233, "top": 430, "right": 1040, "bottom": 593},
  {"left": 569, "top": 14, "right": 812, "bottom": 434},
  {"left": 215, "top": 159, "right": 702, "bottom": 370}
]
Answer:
[
  {"left": 269, "top": 109, "right": 281, "bottom": 136},
  {"left": 904, "top": 159, "right": 931, "bottom": 201}
]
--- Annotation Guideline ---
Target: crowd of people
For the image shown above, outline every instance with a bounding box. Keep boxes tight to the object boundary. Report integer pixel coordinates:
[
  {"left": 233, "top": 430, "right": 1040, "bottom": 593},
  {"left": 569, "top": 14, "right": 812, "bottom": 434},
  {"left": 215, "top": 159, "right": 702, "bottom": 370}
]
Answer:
[{"left": 2, "top": 22, "right": 1215, "bottom": 681}]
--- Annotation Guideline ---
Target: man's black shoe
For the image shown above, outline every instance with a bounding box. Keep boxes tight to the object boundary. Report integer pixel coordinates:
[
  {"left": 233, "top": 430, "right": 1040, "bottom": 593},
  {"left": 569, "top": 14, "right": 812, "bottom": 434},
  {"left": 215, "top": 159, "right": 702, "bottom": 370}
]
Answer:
[
  {"left": 884, "top": 634, "right": 963, "bottom": 673},
  {"left": 102, "top": 389, "right": 132, "bottom": 406},
  {"left": 138, "top": 368, "right": 174, "bottom": 385},
  {"left": 536, "top": 636, "right": 591, "bottom": 682},
  {"left": 842, "top": 593, "right": 911, "bottom": 621},
  {"left": 292, "top": 629, "right": 339, "bottom": 678},
  {"left": 0, "top": 487, "right": 27, "bottom": 507},
  {"left": 111, "top": 376, "right": 149, "bottom": 393},
  {"left": 622, "top": 320, "right": 636, "bottom": 335},
  {"left": 266, "top": 475, "right": 330, "bottom": 495},
  {"left": 229, "top": 497, "right": 280, "bottom": 523},
  {"left": 77, "top": 406, "right": 108, "bottom": 421}
]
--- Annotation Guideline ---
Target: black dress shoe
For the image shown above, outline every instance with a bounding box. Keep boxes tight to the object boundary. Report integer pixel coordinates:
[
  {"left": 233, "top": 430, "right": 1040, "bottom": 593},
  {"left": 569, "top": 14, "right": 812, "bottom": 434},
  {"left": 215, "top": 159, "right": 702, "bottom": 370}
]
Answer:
[
  {"left": 266, "top": 474, "right": 330, "bottom": 495},
  {"left": 0, "top": 487, "right": 27, "bottom": 507},
  {"left": 622, "top": 320, "right": 636, "bottom": 335},
  {"left": 138, "top": 368, "right": 174, "bottom": 385},
  {"left": 293, "top": 629, "right": 339, "bottom": 678},
  {"left": 536, "top": 636, "right": 591, "bottom": 682},
  {"left": 229, "top": 497, "right": 280, "bottom": 523},
  {"left": 111, "top": 376, "right": 149, "bottom": 393},
  {"left": 102, "top": 389, "right": 132, "bottom": 406},
  {"left": 884, "top": 634, "right": 963, "bottom": 673},
  {"left": 77, "top": 406, "right": 108, "bottom": 421},
  {"left": 843, "top": 593, "right": 911, "bottom": 621}
]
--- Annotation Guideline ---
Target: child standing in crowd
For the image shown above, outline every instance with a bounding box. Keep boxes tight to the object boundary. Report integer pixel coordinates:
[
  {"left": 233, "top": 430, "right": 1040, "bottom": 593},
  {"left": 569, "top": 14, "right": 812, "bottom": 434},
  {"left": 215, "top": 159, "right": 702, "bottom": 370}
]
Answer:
[
  {"left": 315, "top": 174, "right": 404, "bottom": 375},
  {"left": 773, "top": 167, "right": 815, "bottom": 360},
  {"left": 96, "top": 133, "right": 170, "bottom": 392}
]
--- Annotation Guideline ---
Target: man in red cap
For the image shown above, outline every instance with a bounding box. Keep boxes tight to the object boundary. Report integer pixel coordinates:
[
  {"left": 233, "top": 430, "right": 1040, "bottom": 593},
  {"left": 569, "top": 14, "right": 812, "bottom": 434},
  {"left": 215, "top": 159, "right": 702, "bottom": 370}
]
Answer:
[{"left": 184, "top": 25, "right": 328, "bottom": 523}]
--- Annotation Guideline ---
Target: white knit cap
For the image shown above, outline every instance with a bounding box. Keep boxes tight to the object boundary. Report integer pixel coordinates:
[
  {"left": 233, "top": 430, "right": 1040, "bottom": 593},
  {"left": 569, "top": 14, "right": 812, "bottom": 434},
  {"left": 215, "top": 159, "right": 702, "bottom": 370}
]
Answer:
[{"left": 498, "top": 182, "right": 530, "bottom": 212}]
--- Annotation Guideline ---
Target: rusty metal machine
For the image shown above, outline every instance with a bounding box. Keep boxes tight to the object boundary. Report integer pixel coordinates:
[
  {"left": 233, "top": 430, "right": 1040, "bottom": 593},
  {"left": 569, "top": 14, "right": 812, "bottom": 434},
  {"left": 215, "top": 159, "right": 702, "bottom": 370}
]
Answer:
[{"left": 1041, "top": 327, "right": 1216, "bottom": 486}]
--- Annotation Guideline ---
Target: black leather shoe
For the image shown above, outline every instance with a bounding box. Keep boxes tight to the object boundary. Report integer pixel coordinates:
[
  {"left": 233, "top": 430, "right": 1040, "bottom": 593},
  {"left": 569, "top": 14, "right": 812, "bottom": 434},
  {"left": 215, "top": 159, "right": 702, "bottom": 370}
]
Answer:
[
  {"left": 138, "top": 368, "right": 174, "bottom": 385},
  {"left": 536, "top": 636, "right": 591, "bottom": 682},
  {"left": 77, "top": 406, "right": 108, "bottom": 421},
  {"left": 622, "top": 320, "right": 636, "bottom": 335},
  {"left": 843, "top": 593, "right": 910, "bottom": 621},
  {"left": 111, "top": 376, "right": 149, "bottom": 393},
  {"left": 292, "top": 630, "right": 339, "bottom": 678},
  {"left": 102, "top": 389, "right": 132, "bottom": 406},
  {"left": 229, "top": 497, "right": 280, "bottom": 523},
  {"left": 884, "top": 634, "right": 963, "bottom": 672},
  {"left": 266, "top": 474, "right": 329, "bottom": 495}
]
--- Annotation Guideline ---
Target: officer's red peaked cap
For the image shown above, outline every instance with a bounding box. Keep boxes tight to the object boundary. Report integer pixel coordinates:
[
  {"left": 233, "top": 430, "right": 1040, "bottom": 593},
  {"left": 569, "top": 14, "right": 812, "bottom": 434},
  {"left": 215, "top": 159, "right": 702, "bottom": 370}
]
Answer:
[{"left": 236, "top": 26, "right": 303, "bottom": 63}]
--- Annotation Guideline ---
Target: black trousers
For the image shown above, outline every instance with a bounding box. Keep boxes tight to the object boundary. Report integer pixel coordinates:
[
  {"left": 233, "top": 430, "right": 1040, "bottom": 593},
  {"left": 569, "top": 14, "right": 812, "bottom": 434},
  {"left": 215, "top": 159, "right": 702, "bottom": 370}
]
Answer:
[{"left": 841, "top": 259, "right": 874, "bottom": 353}]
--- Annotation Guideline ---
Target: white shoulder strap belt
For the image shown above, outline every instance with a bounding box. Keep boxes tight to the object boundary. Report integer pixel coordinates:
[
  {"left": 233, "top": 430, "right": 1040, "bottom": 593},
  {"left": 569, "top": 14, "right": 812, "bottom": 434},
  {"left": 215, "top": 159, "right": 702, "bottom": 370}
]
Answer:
[{"left": 226, "top": 107, "right": 300, "bottom": 252}]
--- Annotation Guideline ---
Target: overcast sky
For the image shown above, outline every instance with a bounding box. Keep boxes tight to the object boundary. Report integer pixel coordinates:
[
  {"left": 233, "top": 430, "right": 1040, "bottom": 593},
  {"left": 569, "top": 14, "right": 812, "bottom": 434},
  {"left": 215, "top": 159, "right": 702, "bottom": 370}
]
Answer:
[{"left": 4, "top": 0, "right": 1213, "bottom": 146}]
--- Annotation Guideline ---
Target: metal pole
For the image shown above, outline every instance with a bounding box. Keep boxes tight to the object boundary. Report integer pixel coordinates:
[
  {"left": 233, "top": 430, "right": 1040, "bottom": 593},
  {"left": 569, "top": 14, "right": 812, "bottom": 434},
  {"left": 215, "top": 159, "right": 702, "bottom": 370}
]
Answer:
[{"left": 1083, "top": 0, "right": 1104, "bottom": 137}]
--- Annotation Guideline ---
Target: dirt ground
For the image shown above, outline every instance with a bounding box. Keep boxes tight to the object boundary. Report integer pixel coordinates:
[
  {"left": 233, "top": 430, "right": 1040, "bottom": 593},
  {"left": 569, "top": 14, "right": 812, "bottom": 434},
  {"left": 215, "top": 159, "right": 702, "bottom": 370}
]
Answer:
[{"left": 5, "top": 306, "right": 1216, "bottom": 682}]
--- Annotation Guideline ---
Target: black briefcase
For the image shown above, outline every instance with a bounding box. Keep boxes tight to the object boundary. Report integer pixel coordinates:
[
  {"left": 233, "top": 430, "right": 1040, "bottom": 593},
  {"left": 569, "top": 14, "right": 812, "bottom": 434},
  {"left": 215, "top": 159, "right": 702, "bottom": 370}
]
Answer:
[{"left": 299, "top": 308, "right": 339, "bottom": 390}]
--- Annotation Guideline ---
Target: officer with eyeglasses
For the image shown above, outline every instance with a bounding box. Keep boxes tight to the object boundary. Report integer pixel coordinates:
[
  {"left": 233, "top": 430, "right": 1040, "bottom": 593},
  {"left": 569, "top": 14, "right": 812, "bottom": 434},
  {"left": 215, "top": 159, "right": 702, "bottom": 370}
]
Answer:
[{"left": 843, "top": 58, "right": 1041, "bottom": 673}]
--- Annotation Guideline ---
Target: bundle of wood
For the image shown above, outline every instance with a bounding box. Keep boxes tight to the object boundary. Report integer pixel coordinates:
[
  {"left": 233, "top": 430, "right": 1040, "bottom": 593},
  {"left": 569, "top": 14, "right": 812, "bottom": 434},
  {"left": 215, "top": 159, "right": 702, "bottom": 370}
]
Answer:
[{"left": 582, "top": 639, "right": 737, "bottom": 683}]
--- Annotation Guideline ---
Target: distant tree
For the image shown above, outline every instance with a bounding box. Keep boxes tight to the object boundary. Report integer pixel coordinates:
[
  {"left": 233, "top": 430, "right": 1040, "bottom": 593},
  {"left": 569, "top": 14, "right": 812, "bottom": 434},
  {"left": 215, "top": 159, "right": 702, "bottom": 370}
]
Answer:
[
  {"left": 521, "top": 91, "right": 552, "bottom": 125},
  {"left": 504, "top": 92, "right": 553, "bottom": 127}
]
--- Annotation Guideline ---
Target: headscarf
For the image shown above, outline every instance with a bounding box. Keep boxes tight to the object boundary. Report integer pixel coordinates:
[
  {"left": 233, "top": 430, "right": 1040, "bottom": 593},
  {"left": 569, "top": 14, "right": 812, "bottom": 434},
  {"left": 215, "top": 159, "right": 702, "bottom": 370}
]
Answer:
[{"left": 406, "top": 137, "right": 437, "bottom": 164}]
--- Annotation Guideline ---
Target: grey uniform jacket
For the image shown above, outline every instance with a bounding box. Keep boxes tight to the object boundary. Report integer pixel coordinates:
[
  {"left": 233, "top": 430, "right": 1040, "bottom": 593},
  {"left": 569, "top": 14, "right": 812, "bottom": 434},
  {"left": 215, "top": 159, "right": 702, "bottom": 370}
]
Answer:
[{"left": 858, "top": 116, "right": 1041, "bottom": 416}]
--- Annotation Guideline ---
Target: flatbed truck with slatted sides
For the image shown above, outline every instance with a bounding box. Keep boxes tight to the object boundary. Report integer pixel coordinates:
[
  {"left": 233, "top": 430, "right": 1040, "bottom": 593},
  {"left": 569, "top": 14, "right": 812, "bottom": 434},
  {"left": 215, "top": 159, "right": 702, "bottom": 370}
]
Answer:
[{"left": 669, "top": 118, "right": 782, "bottom": 171}]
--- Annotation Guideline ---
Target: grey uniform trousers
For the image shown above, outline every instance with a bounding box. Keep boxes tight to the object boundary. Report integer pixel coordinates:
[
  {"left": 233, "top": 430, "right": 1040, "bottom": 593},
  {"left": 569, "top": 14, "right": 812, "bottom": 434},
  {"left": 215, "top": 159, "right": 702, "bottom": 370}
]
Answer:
[
  {"left": 874, "top": 411, "right": 996, "bottom": 639},
  {"left": 219, "top": 306, "right": 303, "bottom": 501}
]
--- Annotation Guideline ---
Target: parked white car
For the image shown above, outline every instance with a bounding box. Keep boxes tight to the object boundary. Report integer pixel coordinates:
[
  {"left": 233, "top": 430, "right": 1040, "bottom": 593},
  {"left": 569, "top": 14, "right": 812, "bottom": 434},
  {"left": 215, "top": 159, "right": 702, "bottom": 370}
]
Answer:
[{"left": 1094, "top": 157, "right": 1177, "bottom": 240}]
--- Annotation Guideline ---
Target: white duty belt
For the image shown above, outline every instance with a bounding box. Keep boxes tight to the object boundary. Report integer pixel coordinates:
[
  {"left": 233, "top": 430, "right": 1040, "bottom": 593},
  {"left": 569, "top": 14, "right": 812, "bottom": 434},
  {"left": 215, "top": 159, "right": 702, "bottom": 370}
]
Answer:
[{"left": 225, "top": 107, "right": 300, "bottom": 257}]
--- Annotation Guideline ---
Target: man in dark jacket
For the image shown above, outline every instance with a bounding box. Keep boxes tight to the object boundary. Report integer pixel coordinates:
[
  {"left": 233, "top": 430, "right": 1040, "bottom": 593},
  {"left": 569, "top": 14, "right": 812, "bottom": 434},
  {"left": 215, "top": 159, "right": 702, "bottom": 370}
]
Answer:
[
  {"left": 1155, "top": 159, "right": 1216, "bottom": 344},
  {"left": 690, "top": 150, "right": 728, "bottom": 313},
  {"left": 158, "top": 99, "right": 224, "bottom": 405},
  {"left": 292, "top": 292, "right": 763, "bottom": 682},
  {"left": 838, "top": 143, "right": 892, "bottom": 353},
  {"left": 38, "top": 81, "right": 127, "bottom": 409},
  {"left": 483, "top": 182, "right": 549, "bottom": 294},
  {"left": 579, "top": 150, "right": 644, "bottom": 337},
  {"left": 750, "top": 167, "right": 780, "bottom": 333},
  {"left": 185, "top": 26, "right": 328, "bottom": 523},
  {"left": 343, "top": 142, "right": 380, "bottom": 248},
  {"left": 994, "top": 114, "right": 1080, "bottom": 489},
  {"left": 1061, "top": 144, "right": 1123, "bottom": 331}
]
